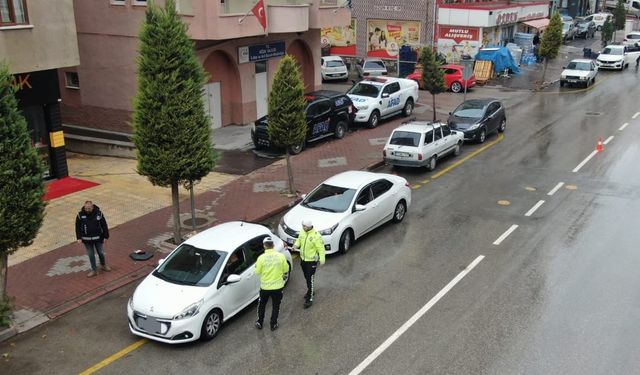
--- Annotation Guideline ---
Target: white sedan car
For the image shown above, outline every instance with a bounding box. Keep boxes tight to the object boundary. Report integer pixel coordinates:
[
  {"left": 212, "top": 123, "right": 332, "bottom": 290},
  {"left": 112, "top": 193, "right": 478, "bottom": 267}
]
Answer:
[
  {"left": 277, "top": 171, "right": 411, "bottom": 254},
  {"left": 127, "top": 221, "right": 292, "bottom": 344},
  {"left": 560, "top": 59, "right": 598, "bottom": 88}
]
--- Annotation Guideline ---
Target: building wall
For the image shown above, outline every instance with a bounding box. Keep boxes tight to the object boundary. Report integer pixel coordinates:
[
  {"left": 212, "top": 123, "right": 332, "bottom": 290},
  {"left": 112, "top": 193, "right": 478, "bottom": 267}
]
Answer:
[{"left": 0, "top": 0, "right": 79, "bottom": 74}]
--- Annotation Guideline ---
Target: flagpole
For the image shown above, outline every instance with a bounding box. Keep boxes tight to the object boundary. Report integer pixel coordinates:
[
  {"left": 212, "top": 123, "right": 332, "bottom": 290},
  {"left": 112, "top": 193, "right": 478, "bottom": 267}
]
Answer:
[{"left": 238, "top": 7, "right": 253, "bottom": 24}]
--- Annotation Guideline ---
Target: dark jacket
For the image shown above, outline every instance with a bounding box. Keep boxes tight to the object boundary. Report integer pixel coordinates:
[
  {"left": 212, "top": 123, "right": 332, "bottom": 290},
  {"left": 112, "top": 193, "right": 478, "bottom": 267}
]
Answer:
[{"left": 75, "top": 205, "right": 109, "bottom": 243}]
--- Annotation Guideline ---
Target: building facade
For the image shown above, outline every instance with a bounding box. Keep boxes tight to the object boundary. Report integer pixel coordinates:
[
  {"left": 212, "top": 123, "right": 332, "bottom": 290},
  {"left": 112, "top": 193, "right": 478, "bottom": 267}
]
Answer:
[
  {"left": 60, "top": 0, "right": 350, "bottom": 135},
  {"left": 1, "top": 0, "right": 79, "bottom": 179}
]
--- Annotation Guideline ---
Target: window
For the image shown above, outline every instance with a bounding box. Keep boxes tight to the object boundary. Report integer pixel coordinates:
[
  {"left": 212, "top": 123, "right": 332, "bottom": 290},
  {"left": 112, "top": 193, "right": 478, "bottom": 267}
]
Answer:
[
  {"left": 390, "top": 131, "right": 421, "bottom": 147},
  {"left": 434, "top": 127, "right": 442, "bottom": 141},
  {"left": 219, "top": 249, "right": 247, "bottom": 286},
  {"left": 314, "top": 100, "right": 332, "bottom": 116},
  {"left": 1, "top": 0, "right": 28, "bottom": 25},
  {"left": 109, "top": 0, "right": 125, "bottom": 5},
  {"left": 153, "top": 244, "right": 225, "bottom": 287},
  {"left": 302, "top": 183, "right": 357, "bottom": 213},
  {"left": 387, "top": 82, "right": 400, "bottom": 93},
  {"left": 424, "top": 130, "right": 433, "bottom": 145},
  {"left": 355, "top": 187, "right": 373, "bottom": 206},
  {"left": 487, "top": 103, "right": 499, "bottom": 115},
  {"left": 65, "top": 72, "right": 80, "bottom": 89},
  {"left": 441, "top": 125, "right": 451, "bottom": 137},
  {"left": 371, "top": 180, "right": 393, "bottom": 199},
  {"left": 255, "top": 60, "right": 267, "bottom": 74},
  {"left": 132, "top": 0, "right": 147, "bottom": 6},
  {"left": 242, "top": 236, "right": 267, "bottom": 266}
]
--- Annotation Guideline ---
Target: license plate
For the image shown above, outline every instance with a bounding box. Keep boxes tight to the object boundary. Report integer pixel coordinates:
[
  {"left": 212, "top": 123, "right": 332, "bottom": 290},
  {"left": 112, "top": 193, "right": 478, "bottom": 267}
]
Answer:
[
  {"left": 394, "top": 152, "right": 410, "bottom": 157},
  {"left": 138, "top": 317, "right": 162, "bottom": 333},
  {"left": 567, "top": 79, "right": 577, "bottom": 83}
]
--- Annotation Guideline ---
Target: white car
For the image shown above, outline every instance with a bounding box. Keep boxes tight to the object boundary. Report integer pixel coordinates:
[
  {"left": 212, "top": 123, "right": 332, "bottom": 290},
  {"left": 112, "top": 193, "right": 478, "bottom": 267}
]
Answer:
[
  {"left": 127, "top": 221, "right": 292, "bottom": 344},
  {"left": 582, "top": 12, "right": 612, "bottom": 30},
  {"left": 383, "top": 121, "right": 464, "bottom": 170},
  {"left": 355, "top": 58, "right": 388, "bottom": 79},
  {"left": 560, "top": 59, "right": 598, "bottom": 88},
  {"left": 347, "top": 77, "right": 419, "bottom": 128},
  {"left": 321, "top": 56, "right": 349, "bottom": 82},
  {"left": 596, "top": 44, "right": 640, "bottom": 70},
  {"left": 623, "top": 31, "right": 640, "bottom": 47},
  {"left": 277, "top": 171, "right": 411, "bottom": 255}
]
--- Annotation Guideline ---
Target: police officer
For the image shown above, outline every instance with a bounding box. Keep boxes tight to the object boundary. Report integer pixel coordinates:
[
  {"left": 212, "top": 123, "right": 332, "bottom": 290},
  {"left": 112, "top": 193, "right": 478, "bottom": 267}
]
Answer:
[
  {"left": 294, "top": 220, "right": 325, "bottom": 309},
  {"left": 255, "top": 237, "right": 289, "bottom": 331}
]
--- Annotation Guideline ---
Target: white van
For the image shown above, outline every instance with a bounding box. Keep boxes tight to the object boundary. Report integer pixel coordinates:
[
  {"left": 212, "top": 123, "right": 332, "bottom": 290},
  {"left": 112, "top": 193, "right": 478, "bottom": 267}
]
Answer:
[
  {"left": 583, "top": 12, "right": 612, "bottom": 30},
  {"left": 605, "top": 0, "right": 640, "bottom": 16}
]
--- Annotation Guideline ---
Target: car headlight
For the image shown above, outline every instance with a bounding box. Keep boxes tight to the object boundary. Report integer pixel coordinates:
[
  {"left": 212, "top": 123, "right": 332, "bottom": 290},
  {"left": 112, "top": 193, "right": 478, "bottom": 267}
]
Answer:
[
  {"left": 173, "top": 299, "right": 203, "bottom": 320},
  {"left": 319, "top": 223, "right": 338, "bottom": 236},
  {"left": 468, "top": 123, "right": 480, "bottom": 131},
  {"left": 251, "top": 123, "right": 256, "bottom": 132},
  {"left": 357, "top": 105, "right": 369, "bottom": 111},
  {"left": 580, "top": 76, "right": 587, "bottom": 80},
  {"left": 561, "top": 75, "right": 566, "bottom": 79},
  {"left": 128, "top": 297, "right": 134, "bottom": 310}
]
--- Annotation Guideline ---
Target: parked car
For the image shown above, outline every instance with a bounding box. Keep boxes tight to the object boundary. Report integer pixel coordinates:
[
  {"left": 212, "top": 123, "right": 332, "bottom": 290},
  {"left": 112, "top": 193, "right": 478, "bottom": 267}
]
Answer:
[
  {"left": 561, "top": 15, "right": 574, "bottom": 23},
  {"left": 383, "top": 121, "right": 464, "bottom": 170},
  {"left": 355, "top": 58, "right": 388, "bottom": 79},
  {"left": 562, "top": 21, "right": 578, "bottom": 41},
  {"left": 447, "top": 99, "right": 506, "bottom": 143},
  {"left": 321, "top": 56, "right": 349, "bottom": 82},
  {"left": 277, "top": 171, "right": 411, "bottom": 254},
  {"left": 575, "top": 20, "right": 596, "bottom": 39},
  {"left": 346, "top": 77, "right": 419, "bottom": 128},
  {"left": 623, "top": 31, "right": 640, "bottom": 47},
  {"left": 406, "top": 64, "right": 476, "bottom": 93},
  {"left": 127, "top": 222, "right": 293, "bottom": 344},
  {"left": 582, "top": 12, "right": 612, "bottom": 30},
  {"left": 596, "top": 44, "right": 640, "bottom": 70},
  {"left": 252, "top": 90, "right": 356, "bottom": 154},
  {"left": 560, "top": 59, "right": 598, "bottom": 88}
]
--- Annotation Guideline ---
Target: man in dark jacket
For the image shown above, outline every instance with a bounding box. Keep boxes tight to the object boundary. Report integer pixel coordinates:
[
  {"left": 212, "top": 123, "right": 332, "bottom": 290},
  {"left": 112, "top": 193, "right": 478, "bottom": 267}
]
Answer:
[{"left": 75, "top": 201, "right": 111, "bottom": 277}]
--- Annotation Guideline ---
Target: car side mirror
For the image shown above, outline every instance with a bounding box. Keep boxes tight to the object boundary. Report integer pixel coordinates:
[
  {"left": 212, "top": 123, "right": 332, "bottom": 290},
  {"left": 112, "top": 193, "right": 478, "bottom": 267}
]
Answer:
[
  {"left": 562, "top": 66, "right": 566, "bottom": 69},
  {"left": 381, "top": 93, "right": 390, "bottom": 98},
  {"left": 301, "top": 193, "right": 307, "bottom": 199},
  {"left": 225, "top": 274, "right": 241, "bottom": 284},
  {"left": 354, "top": 204, "right": 366, "bottom": 212},
  {"left": 158, "top": 258, "right": 165, "bottom": 266},
  {"left": 449, "top": 111, "right": 452, "bottom": 115}
]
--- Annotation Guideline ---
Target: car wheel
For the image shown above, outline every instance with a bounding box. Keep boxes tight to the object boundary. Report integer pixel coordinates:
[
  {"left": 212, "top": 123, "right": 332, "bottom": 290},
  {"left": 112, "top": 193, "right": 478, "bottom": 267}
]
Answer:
[
  {"left": 560, "top": 80, "right": 565, "bottom": 88},
  {"left": 200, "top": 309, "right": 222, "bottom": 341},
  {"left": 288, "top": 141, "right": 304, "bottom": 155},
  {"left": 427, "top": 156, "right": 437, "bottom": 171},
  {"left": 478, "top": 128, "right": 487, "bottom": 144},
  {"left": 498, "top": 118, "right": 506, "bottom": 133},
  {"left": 339, "top": 229, "right": 353, "bottom": 254},
  {"left": 334, "top": 121, "right": 347, "bottom": 139},
  {"left": 367, "top": 110, "right": 380, "bottom": 129},
  {"left": 402, "top": 99, "right": 414, "bottom": 117},
  {"left": 392, "top": 200, "right": 407, "bottom": 223},
  {"left": 453, "top": 143, "right": 461, "bottom": 156},
  {"left": 451, "top": 81, "right": 463, "bottom": 93}
]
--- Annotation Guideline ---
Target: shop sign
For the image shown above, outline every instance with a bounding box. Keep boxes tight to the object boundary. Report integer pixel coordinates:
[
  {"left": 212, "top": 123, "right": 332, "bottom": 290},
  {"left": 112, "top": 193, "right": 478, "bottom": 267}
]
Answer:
[
  {"left": 438, "top": 26, "right": 480, "bottom": 44},
  {"left": 367, "top": 19, "right": 421, "bottom": 59},
  {"left": 519, "top": 11, "right": 545, "bottom": 21},
  {"left": 12, "top": 69, "right": 60, "bottom": 106},
  {"left": 496, "top": 12, "right": 518, "bottom": 25},
  {"left": 373, "top": 5, "right": 402, "bottom": 12},
  {"left": 238, "top": 41, "right": 286, "bottom": 64},
  {"left": 321, "top": 19, "right": 357, "bottom": 56}
]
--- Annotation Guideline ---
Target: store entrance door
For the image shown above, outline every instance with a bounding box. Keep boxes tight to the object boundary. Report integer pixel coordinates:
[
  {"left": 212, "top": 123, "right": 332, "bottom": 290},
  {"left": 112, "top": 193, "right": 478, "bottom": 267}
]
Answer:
[
  {"left": 203, "top": 82, "right": 222, "bottom": 129},
  {"left": 255, "top": 61, "right": 268, "bottom": 119}
]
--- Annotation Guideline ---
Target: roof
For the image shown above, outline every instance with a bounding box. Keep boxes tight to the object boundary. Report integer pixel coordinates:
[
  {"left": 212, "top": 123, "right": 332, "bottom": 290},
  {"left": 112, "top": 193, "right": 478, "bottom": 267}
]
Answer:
[
  {"left": 439, "top": 1, "right": 547, "bottom": 10},
  {"left": 322, "top": 171, "right": 383, "bottom": 190},
  {"left": 522, "top": 18, "right": 549, "bottom": 30},
  {"left": 393, "top": 121, "right": 444, "bottom": 134},
  {"left": 305, "top": 90, "right": 345, "bottom": 100},
  {"left": 569, "top": 58, "right": 593, "bottom": 63},
  {"left": 462, "top": 98, "right": 498, "bottom": 106},
  {"left": 323, "top": 55, "right": 344, "bottom": 61},
  {"left": 184, "top": 221, "right": 269, "bottom": 252}
]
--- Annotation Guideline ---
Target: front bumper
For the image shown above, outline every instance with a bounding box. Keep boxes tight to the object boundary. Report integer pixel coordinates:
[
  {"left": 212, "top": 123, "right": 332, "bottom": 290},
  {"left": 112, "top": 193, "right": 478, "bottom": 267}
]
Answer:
[
  {"left": 596, "top": 61, "right": 623, "bottom": 69},
  {"left": 276, "top": 225, "right": 340, "bottom": 255},
  {"left": 458, "top": 128, "right": 480, "bottom": 141},
  {"left": 353, "top": 109, "right": 373, "bottom": 123},
  {"left": 127, "top": 304, "right": 201, "bottom": 344}
]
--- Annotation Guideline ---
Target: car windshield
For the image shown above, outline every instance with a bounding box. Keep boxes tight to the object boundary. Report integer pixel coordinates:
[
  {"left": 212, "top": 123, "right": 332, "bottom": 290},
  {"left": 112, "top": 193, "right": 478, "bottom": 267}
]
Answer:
[
  {"left": 577, "top": 22, "right": 590, "bottom": 28},
  {"left": 390, "top": 131, "right": 421, "bottom": 147},
  {"left": 453, "top": 101, "right": 485, "bottom": 118},
  {"left": 567, "top": 61, "right": 591, "bottom": 70},
  {"left": 602, "top": 47, "right": 623, "bottom": 55},
  {"left": 562, "top": 23, "right": 571, "bottom": 31},
  {"left": 348, "top": 82, "right": 381, "bottom": 98},
  {"left": 302, "top": 183, "right": 356, "bottom": 213},
  {"left": 153, "top": 244, "right": 225, "bottom": 287},
  {"left": 326, "top": 60, "right": 344, "bottom": 67},
  {"left": 364, "top": 61, "right": 386, "bottom": 69}
]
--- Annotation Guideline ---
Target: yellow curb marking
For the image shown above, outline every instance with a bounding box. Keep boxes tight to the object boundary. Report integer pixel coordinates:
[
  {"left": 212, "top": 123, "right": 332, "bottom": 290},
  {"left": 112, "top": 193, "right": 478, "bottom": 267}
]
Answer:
[
  {"left": 537, "top": 75, "right": 609, "bottom": 95},
  {"left": 525, "top": 186, "right": 536, "bottom": 191},
  {"left": 565, "top": 184, "right": 578, "bottom": 190},
  {"left": 420, "top": 179, "right": 431, "bottom": 184},
  {"left": 497, "top": 200, "right": 511, "bottom": 206},
  {"left": 79, "top": 339, "right": 147, "bottom": 375},
  {"left": 412, "top": 184, "right": 422, "bottom": 190}
]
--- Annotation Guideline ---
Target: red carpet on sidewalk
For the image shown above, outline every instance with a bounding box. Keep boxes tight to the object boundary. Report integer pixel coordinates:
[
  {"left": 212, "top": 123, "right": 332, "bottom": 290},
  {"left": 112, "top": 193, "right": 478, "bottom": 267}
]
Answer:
[{"left": 43, "top": 177, "right": 100, "bottom": 201}]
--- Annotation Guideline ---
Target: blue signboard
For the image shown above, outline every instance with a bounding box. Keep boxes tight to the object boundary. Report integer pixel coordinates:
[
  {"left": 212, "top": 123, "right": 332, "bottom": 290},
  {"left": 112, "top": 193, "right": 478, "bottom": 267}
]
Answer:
[{"left": 238, "top": 41, "right": 286, "bottom": 64}]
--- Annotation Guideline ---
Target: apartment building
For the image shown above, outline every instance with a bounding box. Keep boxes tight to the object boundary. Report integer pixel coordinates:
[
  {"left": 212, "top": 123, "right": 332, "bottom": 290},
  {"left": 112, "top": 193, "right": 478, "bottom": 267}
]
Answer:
[{"left": 1, "top": 0, "right": 79, "bottom": 179}]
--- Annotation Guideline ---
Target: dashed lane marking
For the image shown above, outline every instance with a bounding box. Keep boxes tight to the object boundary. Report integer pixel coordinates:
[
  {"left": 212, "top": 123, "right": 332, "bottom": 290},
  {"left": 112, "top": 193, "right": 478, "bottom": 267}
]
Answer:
[
  {"left": 493, "top": 225, "right": 519, "bottom": 246},
  {"left": 547, "top": 182, "right": 565, "bottom": 196},
  {"left": 79, "top": 339, "right": 147, "bottom": 375},
  {"left": 524, "top": 200, "right": 545, "bottom": 217},
  {"left": 572, "top": 150, "right": 598, "bottom": 173},
  {"left": 633, "top": 112, "right": 639, "bottom": 119},
  {"left": 603, "top": 135, "right": 614, "bottom": 145},
  {"left": 619, "top": 123, "right": 629, "bottom": 131}
]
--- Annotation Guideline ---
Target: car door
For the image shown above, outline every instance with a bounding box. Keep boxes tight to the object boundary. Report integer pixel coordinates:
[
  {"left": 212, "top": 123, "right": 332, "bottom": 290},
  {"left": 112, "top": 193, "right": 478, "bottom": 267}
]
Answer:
[
  {"left": 369, "top": 179, "right": 396, "bottom": 226},
  {"left": 385, "top": 82, "right": 402, "bottom": 115},
  {"left": 485, "top": 102, "right": 500, "bottom": 132},
  {"left": 440, "top": 124, "right": 456, "bottom": 153},
  {"left": 351, "top": 185, "right": 376, "bottom": 237},
  {"left": 432, "top": 125, "right": 447, "bottom": 157},
  {"left": 422, "top": 129, "right": 435, "bottom": 160},
  {"left": 308, "top": 99, "right": 332, "bottom": 139},
  {"left": 216, "top": 247, "right": 255, "bottom": 315}
]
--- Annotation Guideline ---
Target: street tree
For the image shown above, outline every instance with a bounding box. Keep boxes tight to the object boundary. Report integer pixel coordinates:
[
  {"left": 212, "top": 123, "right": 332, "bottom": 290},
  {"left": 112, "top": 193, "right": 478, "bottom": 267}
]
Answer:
[
  {"left": 419, "top": 47, "right": 446, "bottom": 122},
  {"left": 613, "top": 0, "right": 626, "bottom": 40},
  {"left": 132, "top": 0, "right": 215, "bottom": 244},
  {"left": 601, "top": 18, "right": 614, "bottom": 48},
  {"left": 539, "top": 12, "right": 563, "bottom": 83},
  {"left": 267, "top": 55, "right": 307, "bottom": 194},
  {"left": 0, "top": 63, "right": 46, "bottom": 325}
]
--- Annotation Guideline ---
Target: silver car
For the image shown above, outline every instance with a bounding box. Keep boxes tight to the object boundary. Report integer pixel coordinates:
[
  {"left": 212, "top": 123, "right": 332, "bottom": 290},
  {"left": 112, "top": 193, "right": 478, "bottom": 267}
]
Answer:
[{"left": 356, "top": 58, "right": 388, "bottom": 79}]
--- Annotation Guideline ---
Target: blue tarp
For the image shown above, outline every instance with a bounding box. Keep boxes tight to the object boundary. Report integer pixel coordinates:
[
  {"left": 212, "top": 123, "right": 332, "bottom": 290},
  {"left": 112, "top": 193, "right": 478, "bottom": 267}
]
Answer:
[{"left": 475, "top": 48, "right": 520, "bottom": 74}]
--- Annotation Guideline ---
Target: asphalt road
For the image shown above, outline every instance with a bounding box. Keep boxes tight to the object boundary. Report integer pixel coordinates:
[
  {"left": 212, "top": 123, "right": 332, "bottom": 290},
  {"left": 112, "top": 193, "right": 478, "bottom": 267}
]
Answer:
[{"left": 3, "top": 54, "right": 640, "bottom": 375}]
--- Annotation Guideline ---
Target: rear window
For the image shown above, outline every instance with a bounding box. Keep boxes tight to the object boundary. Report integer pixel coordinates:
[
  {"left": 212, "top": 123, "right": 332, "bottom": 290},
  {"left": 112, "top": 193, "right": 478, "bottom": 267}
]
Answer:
[
  {"left": 364, "top": 61, "right": 386, "bottom": 69},
  {"left": 333, "top": 95, "right": 351, "bottom": 108},
  {"left": 627, "top": 34, "right": 640, "bottom": 40},
  {"left": 390, "top": 131, "right": 421, "bottom": 147},
  {"left": 326, "top": 60, "right": 345, "bottom": 67}
]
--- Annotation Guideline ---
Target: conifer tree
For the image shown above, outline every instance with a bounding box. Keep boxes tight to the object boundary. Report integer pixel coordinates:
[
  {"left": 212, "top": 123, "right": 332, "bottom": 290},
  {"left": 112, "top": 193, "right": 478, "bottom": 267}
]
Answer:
[
  {"left": 419, "top": 47, "right": 446, "bottom": 122},
  {"left": 602, "top": 18, "right": 614, "bottom": 48},
  {"left": 132, "top": 0, "right": 215, "bottom": 243},
  {"left": 539, "top": 12, "right": 563, "bottom": 83},
  {"left": 0, "top": 63, "right": 46, "bottom": 322},
  {"left": 267, "top": 55, "right": 307, "bottom": 194},
  {"left": 613, "top": 0, "right": 626, "bottom": 41}
]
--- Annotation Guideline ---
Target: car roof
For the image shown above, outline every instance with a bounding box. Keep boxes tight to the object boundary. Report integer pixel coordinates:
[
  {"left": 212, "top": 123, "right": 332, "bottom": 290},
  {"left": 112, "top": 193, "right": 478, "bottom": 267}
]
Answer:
[
  {"left": 323, "top": 55, "right": 344, "bottom": 61},
  {"left": 627, "top": 31, "right": 640, "bottom": 35},
  {"left": 363, "top": 58, "right": 385, "bottom": 62},
  {"left": 569, "top": 59, "right": 593, "bottom": 63},
  {"left": 322, "top": 170, "right": 389, "bottom": 190},
  {"left": 183, "top": 221, "right": 269, "bottom": 252},
  {"left": 305, "top": 90, "right": 346, "bottom": 100},
  {"left": 393, "top": 121, "right": 444, "bottom": 133},
  {"left": 460, "top": 98, "right": 498, "bottom": 106}
]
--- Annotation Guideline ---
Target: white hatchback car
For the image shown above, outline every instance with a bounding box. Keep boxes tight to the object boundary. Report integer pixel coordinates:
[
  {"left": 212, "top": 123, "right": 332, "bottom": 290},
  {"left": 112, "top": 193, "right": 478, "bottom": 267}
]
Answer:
[
  {"left": 560, "top": 59, "right": 598, "bottom": 88},
  {"left": 384, "top": 121, "right": 464, "bottom": 170},
  {"left": 127, "top": 221, "right": 292, "bottom": 344},
  {"left": 277, "top": 171, "right": 411, "bottom": 255},
  {"left": 321, "top": 56, "right": 349, "bottom": 81},
  {"left": 355, "top": 58, "right": 388, "bottom": 79}
]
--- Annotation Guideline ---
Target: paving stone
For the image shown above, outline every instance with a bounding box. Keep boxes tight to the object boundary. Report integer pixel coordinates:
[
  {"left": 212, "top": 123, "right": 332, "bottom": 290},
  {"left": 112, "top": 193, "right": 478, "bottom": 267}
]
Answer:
[
  {"left": 253, "top": 180, "right": 287, "bottom": 193},
  {"left": 318, "top": 157, "right": 347, "bottom": 168}
]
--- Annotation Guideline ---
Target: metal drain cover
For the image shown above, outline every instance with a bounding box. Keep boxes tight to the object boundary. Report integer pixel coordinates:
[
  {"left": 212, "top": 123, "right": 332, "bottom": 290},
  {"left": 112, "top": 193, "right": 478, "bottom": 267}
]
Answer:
[{"left": 585, "top": 112, "right": 602, "bottom": 116}]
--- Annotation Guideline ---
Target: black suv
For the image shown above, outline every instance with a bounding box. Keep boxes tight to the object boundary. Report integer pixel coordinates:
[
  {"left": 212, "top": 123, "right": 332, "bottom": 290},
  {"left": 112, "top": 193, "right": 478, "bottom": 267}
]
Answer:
[{"left": 252, "top": 90, "right": 356, "bottom": 154}]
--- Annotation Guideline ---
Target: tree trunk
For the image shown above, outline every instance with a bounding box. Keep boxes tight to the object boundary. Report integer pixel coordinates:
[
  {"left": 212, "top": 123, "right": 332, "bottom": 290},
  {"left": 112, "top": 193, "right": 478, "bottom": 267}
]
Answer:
[
  {"left": 285, "top": 149, "right": 295, "bottom": 195},
  {"left": 432, "top": 94, "right": 437, "bottom": 122},
  {"left": 541, "top": 58, "right": 548, "bottom": 84},
  {"left": 0, "top": 252, "right": 7, "bottom": 300},
  {"left": 171, "top": 180, "right": 181, "bottom": 244}
]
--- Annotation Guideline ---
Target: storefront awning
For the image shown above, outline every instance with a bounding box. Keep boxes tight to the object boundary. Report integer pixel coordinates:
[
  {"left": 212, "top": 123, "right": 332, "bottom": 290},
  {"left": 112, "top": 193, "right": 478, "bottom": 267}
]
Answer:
[{"left": 522, "top": 18, "right": 549, "bottom": 31}]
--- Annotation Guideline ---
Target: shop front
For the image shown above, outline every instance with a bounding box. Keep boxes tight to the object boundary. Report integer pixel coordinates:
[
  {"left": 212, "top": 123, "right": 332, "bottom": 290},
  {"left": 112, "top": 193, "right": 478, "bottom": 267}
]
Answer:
[{"left": 12, "top": 69, "right": 68, "bottom": 180}]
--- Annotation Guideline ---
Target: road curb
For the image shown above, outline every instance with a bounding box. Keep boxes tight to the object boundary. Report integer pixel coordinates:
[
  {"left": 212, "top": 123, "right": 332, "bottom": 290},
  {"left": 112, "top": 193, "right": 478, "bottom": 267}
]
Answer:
[{"left": 0, "top": 326, "right": 17, "bottom": 343}]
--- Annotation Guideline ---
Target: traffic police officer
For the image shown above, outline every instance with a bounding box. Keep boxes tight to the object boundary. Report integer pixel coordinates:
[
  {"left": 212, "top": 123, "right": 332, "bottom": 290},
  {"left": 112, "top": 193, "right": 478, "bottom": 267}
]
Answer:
[
  {"left": 294, "top": 220, "right": 325, "bottom": 308},
  {"left": 255, "top": 236, "right": 289, "bottom": 331}
]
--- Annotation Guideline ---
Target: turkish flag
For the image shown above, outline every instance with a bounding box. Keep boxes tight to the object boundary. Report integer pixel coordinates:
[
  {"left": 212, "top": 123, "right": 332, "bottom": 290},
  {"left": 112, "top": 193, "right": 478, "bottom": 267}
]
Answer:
[{"left": 251, "top": 0, "right": 267, "bottom": 31}]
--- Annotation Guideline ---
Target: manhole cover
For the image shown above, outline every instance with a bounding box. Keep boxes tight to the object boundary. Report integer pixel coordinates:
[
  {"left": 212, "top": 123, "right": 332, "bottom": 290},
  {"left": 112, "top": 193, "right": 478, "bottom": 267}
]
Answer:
[
  {"left": 585, "top": 112, "right": 602, "bottom": 116},
  {"left": 497, "top": 200, "right": 511, "bottom": 206},
  {"left": 182, "top": 217, "right": 208, "bottom": 226}
]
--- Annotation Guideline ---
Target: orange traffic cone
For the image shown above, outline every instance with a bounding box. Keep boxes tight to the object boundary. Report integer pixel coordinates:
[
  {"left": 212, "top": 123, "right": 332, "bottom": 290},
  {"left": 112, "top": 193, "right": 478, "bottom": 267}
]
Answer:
[{"left": 596, "top": 138, "right": 604, "bottom": 153}]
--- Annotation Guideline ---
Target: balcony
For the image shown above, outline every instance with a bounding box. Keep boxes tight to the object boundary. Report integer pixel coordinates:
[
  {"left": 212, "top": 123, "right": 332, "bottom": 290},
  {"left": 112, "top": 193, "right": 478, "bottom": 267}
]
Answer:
[{"left": 309, "top": 0, "right": 351, "bottom": 29}]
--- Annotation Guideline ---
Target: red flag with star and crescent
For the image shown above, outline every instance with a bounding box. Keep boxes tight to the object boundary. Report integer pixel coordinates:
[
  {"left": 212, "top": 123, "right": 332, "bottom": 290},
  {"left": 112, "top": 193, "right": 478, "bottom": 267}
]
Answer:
[{"left": 251, "top": 0, "right": 267, "bottom": 31}]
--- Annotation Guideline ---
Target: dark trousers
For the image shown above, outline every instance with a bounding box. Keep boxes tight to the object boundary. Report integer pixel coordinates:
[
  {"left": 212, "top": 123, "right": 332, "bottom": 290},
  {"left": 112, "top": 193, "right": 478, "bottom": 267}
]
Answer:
[
  {"left": 83, "top": 242, "right": 106, "bottom": 271},
  {"left": 257, "top": 288, "right": 283, "bottom": 325},
  {"left": 301, "top": 261, "right": 317, "bottom": 302}
]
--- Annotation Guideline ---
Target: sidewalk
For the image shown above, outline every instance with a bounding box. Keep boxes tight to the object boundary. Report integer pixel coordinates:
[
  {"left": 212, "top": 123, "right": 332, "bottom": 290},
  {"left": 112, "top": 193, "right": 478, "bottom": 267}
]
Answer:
[{"left": 3, "top": 75, "right": 535, "bottom": 340}]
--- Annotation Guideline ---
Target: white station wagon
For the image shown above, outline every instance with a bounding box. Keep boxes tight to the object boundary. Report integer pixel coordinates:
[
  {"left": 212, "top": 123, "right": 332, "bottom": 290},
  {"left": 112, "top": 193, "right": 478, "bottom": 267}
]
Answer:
[
  {"left": 347, "top": 77, "right": 419, "bottom": 128},
  {"left": 383, "top": 121, "right": 464, "bottom": 170}
]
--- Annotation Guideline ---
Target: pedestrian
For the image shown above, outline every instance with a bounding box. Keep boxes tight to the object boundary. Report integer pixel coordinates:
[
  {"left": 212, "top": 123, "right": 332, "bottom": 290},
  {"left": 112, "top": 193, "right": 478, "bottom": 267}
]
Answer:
[
  {"left": 293, "top": 220, "right": 325, "bottom": 309},
  {"left": 75, "top": 200, "right": 111, "bottom": 277},
  {"left": 255, "top": 237, "right": 290, "bottom": 331}
]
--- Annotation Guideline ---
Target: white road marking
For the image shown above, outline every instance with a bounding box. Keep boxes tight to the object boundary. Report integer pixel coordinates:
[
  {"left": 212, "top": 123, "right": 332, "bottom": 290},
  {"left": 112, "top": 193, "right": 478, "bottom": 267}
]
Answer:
[
  {"left": 525, "top": 200, "right": 546, "bottom": 217},
  {"left": 348, "top": 255, "right": 485, "bottom": 375},
  {"left": 572, "top": 150, "right": 598, "bottom": 173},
  {"left": 493, "top": 225, "right": 519, "bottom": 245},
  {"left": 633, "top": 112, "right": 640, "bottom": 119},
  {"left": 603, "top": 135, "right": 614, "bottom": 145},
  {"left": 619, "top": 123, "right": 629, "bottom": 131},
  {"left": 547, "top": 182, "right": 565, "bottom": 196}
]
